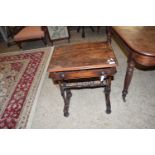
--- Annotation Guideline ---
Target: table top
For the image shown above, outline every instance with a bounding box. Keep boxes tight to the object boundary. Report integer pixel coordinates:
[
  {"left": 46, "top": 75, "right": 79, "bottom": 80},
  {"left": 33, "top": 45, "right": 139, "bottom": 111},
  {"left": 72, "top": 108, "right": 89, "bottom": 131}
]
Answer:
[
  {"left": 112, "top": 26, "right": 155, "bottom": 56},
  {"left": 48, "top": 42, "right": 117, "bottom": 72}
]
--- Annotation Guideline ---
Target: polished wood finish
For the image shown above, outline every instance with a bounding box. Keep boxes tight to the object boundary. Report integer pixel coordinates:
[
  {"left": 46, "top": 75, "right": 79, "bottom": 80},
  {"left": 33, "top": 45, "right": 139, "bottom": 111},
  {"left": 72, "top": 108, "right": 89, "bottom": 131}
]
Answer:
[
  {"left": 48, "top": 41, "right": 117, "bottom": 116},
  {"left": 49, "top": 68, "right": 116, "bottom": 81},
  {"left": 113, "top": 26, "right": 155, "bottom": 57},
  {"left": 112, "top": 26, "right": 155, "bottom": 101},
  {"left": 48, "top": 42, "right": 117, "bottom": 72}
]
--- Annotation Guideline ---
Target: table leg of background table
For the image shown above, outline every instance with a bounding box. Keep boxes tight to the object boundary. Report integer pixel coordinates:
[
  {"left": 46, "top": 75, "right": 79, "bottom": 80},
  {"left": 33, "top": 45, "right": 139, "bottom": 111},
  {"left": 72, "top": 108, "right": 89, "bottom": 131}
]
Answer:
[
  {"left": 59, "top": 82, "right": 72, "bottom": 117},
  {"left": 104, "top": 77, "right": 112, "bottom": 114},
  {"left": 82, "top": 26, "right": 85, "bottom": 38},
  {"left": 122, "top": 58, "right": 135, "bottom": 102}
]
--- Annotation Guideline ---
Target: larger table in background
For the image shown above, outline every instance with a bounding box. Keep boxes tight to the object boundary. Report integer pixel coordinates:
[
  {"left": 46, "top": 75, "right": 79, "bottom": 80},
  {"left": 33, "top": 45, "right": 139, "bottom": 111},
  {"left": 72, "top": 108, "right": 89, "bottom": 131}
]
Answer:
[
  {"left": 48, "top": 42, "right": 117, "bottom": 117},
  {"left": 111, "top": 26, "right": 155, "bottom": 101}
]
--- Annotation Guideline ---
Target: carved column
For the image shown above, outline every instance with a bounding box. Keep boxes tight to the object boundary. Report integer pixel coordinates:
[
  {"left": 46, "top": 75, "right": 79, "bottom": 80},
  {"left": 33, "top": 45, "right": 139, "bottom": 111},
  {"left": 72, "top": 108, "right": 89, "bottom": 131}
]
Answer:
[
  {"left": 104, "top": 77, "right": 112, "bottom": 114},
  {"left": 59, "top": 82, "right": 72, "bottom": 117}
]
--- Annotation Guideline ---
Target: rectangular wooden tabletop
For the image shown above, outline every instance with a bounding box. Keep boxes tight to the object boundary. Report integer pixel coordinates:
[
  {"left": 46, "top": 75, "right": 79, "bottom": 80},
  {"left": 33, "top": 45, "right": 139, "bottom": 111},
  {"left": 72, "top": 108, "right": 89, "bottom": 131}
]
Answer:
[
  {"left": 48, "top": 42, "right": 117, "bottom": 72},
  {"left": 112, "top": 26, "right": 155, "bottom": 56}
]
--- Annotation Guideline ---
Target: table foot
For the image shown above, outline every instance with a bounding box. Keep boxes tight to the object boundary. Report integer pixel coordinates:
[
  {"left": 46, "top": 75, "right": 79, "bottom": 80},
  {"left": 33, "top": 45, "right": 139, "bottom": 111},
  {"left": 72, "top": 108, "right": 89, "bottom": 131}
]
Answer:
[
  {"left": 64, "top": 112, "right": 69, "bottom": 117},
  {"left": 122, "top": 90, "right": 127, "bottom": 102},
  {"left": 106, "top": 109, "right": 111, "bottom": 114}
]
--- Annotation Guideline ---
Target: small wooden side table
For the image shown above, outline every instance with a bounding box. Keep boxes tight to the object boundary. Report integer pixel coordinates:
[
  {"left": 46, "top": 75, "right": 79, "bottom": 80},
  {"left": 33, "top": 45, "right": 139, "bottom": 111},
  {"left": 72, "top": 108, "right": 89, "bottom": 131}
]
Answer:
[{"left": 48, "top": 42, "right": 117, "bottom": 117}]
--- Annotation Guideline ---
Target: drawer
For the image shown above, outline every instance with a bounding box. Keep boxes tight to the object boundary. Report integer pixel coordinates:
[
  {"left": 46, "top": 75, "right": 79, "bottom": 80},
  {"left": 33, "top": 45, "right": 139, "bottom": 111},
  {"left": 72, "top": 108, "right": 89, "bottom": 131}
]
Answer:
[{"left": 49, "top": 68, "right": 116, "bottom": 81}]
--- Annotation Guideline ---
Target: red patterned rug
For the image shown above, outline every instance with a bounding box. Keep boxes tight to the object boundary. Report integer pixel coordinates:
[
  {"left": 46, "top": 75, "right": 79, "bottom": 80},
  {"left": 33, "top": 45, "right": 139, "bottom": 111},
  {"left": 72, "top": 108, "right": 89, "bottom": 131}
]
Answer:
[{"left": 0, "top": 47, "right": 53, "bottom": 129}]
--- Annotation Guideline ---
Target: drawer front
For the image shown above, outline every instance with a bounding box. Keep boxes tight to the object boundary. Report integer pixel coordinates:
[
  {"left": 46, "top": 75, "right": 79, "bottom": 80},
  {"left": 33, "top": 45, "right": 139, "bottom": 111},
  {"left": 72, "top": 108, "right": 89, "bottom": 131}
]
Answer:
[{"left": 49, "top": 68, "right": 116, "bottom": 81}]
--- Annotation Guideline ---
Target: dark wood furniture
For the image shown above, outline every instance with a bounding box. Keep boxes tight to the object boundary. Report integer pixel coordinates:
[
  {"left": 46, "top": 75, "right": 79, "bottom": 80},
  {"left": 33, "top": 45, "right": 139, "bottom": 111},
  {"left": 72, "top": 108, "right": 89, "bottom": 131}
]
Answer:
[
  {"left": 111, "top": 26, "right": 155, "bottom": 101},
  {"left": 48, "top": 41, "right": 117, "bottom": 117},
  {"left": 13, "top": 26, "right": 48, "bottom": 49}
]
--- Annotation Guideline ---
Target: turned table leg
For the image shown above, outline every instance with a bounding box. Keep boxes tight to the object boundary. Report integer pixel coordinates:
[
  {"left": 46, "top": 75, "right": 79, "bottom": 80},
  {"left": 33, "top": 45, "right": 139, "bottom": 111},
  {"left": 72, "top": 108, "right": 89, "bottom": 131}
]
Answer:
[
  {"left": 82, "top": 26, "right": 85, "bottom": 38},
  {"left": 122, "top": 55, "right": 135, "bottom": 102},
  {"left": 77, "top": 26, "right": 80, "bottom": 32},
  {"left": 104, "top": 77, "right": 112, "bottom": 114},
  {"left": 59, "top": 82, "right": 72, "bottom": 117}
]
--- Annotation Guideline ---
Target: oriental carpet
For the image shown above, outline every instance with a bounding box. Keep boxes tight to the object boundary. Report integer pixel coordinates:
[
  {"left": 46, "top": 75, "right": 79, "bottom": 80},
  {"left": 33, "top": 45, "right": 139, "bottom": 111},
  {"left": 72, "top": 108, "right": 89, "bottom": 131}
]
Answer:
[{"left": 0, "top": 47, "right": 53, "bottom": 128}]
